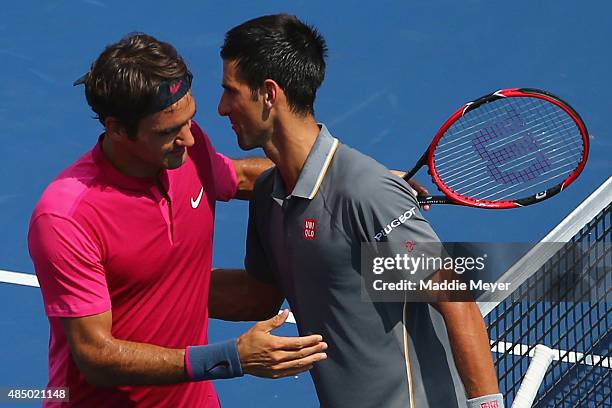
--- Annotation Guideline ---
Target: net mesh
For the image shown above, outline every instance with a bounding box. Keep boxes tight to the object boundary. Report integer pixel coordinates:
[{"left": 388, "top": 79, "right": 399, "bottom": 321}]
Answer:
[
  {"left": 483, "top": 181, "right": 611, "bottom": 407},
  {"left": 434, "top": 96, "right": 585, "bottom": 202}
]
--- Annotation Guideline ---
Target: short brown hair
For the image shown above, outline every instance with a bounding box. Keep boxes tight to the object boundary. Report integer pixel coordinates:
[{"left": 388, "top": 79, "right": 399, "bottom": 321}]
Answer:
[{"left": 82, "top": 33, "right": 191, "bottom": 137}]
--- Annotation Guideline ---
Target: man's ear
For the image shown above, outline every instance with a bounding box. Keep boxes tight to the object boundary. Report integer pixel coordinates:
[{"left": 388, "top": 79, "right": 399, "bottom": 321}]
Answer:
[
  {"left": 104, "top": 117, "right": 130, "bottom": 141},
  {"left": 262, "top": 79, "right": 280, "bottom": 109}
]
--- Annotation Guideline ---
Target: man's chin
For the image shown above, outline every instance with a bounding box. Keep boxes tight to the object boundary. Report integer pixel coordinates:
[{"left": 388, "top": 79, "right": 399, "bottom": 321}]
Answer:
[
  {"left": 165, "top": 153, "right": 187, "bottom": 169},
  {"left": 165, "top": 161, "right": 184, "bottom": 170},
  {"left": 237, "top": 138, "right": 258, "bottom": 151}
]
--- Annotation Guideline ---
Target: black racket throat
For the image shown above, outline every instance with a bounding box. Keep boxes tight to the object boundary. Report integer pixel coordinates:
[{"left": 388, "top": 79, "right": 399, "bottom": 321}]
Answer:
[{"left": 403, "top": 152, "right": 427, "bottom": 182}]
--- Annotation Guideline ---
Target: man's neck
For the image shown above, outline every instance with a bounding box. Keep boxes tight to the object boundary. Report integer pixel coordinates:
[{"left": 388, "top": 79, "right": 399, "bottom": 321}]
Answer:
[
  {"left": 263, "top": 114, "right": 320, "bottom": 194},
  {"left": 102, "top": 134, "right": 159, "bottom": 180}
]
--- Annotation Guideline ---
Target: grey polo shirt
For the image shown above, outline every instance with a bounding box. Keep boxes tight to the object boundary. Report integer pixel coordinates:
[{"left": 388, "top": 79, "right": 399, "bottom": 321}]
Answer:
[{"left": 246, "top": 125, "right": 467, "bottom": 408}]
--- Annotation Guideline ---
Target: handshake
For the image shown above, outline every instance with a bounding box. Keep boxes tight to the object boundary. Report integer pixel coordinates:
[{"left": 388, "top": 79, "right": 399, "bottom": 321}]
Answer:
[{"left": 186, "top": 310, "right": 327, "bottom": 381}]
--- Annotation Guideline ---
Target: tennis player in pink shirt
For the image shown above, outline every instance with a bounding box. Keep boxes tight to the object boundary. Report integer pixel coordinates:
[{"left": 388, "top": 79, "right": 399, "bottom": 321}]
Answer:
[{"left": 28, "top": 33, "right": 328, "bottom": 407}]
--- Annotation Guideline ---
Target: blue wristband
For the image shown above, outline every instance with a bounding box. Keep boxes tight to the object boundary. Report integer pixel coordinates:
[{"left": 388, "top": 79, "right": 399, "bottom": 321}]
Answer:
[
  {"left": 467, "top": 393, "right": 504, "bottom": 408},
  {"left": 185, "top": 339, "right": 243, "bottom": 381}
]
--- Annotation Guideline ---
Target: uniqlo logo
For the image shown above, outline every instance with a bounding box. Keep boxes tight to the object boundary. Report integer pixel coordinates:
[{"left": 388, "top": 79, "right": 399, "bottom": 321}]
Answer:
[
  {"left": 480, "top": 402, "right": 499, "bottom": 408},
  {"left": 304, "top": 218, "right": 316, "bottom": 240}
]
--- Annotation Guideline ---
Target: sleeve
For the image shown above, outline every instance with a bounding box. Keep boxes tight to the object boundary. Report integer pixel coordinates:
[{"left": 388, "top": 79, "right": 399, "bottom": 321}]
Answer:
[
  {"left": 28, "top": 213, "right": 111, "bottom": 317},
  {"left": 348, "top": 170, "right": 445, "bottom": 284},
  {"left": 191, "top": 121, "right": 238, "bottom": 201},
  {"left": 350, "top": 171, "right": 441, "bottom": 244},
  {"left": 244, "top": 197, "right": 276, "bottom": 283}
]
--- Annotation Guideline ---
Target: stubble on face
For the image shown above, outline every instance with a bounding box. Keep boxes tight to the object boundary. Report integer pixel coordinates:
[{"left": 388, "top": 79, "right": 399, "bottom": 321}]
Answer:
[{"left": 220, "top": 60, "right": 270, "bottom": 151}]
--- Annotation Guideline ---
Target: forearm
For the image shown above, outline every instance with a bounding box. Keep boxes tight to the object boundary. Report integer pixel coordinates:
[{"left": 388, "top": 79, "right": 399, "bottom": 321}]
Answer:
[
  {"left": 209, "top": 268, "right": 283, "bottom": 321},
  {"left": 231, "top": 157, "right": 274, "bottom": 200},
  {"left": 435, "top": 301, "right": 499, "bottom": 398},
  {"left": 76, "top": 337, "right": 187, "bottom": 386}
]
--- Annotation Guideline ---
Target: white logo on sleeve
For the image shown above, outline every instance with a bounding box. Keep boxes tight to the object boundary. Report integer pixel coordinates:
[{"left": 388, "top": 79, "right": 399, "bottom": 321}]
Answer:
[
  {"left": 190, "top": 187, "right": 204, "bottom": 209},
  {"left": 373, "top": 207, "right": 417, "bottom": 241}
]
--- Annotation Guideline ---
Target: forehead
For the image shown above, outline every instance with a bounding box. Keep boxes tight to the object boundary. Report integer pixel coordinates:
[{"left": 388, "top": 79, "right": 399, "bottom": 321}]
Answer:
[
  {"left": 142, "top": 92, "right": 196, "bottom": 129},
  {"left": 222, "top": 60, "right": 246, "bottom": 87}
]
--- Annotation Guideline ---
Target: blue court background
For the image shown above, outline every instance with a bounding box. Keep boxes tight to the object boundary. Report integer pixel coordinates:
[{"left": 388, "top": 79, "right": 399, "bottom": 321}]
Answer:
[{"left": 0, "top": 1, "right": 610, "bottom": 406}]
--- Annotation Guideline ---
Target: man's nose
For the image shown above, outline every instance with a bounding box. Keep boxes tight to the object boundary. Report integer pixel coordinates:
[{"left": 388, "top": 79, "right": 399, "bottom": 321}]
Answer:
[
  {"left": 218, "top": 94, "right": 229, "bottom": 116},
  {"left": 176, "top": 123, "right": 195, "bottom": 147}
]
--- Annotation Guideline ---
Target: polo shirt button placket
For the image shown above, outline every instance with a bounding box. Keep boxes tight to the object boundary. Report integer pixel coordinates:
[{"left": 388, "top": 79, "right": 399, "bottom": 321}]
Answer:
[{"left": 152, "top": 186, "right": 174, "bottom": 244}]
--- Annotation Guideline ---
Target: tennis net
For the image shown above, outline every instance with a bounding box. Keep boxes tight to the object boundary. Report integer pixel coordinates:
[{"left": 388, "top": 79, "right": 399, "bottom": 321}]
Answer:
[{"left": 479, "top": 177, "right": 611, "bottom": 407}]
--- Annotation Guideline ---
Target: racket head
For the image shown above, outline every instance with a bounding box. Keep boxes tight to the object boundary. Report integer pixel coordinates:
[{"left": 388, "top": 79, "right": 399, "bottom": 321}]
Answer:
[{"left": 426, "top": 88, "right": 589, "bottom": 209}]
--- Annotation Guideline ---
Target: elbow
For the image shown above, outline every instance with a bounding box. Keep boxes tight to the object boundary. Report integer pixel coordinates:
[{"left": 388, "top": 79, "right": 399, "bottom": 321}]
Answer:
[
  {"left": 81, "top": 370, "right": 115, "bottom": 387},
  {"left": 70, "top": 341, "right": 120, "bottom": 387},
  {"left": 75, "top": 361, "right": 115, "bottom": 387}
]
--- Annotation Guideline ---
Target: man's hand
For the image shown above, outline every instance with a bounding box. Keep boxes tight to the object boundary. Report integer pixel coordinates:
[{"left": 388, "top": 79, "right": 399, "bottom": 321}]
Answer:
[
  {"left": 231, "top": 157, "right": 274, "bottom": 200},
  {"left": 390, "top": 170, "right": 431, "bottom": 211},
  {"left": 237, "top": 310, "right": 327, "bottom": 378}
]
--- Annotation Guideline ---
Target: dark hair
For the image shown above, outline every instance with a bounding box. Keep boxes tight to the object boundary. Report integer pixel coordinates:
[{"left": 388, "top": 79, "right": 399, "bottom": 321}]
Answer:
[
  {"left": 220, "top": 14, "right": 327, "bottom": 116},
  {"left": 82, "top": 33, "right": 191, "bottom": 138}
]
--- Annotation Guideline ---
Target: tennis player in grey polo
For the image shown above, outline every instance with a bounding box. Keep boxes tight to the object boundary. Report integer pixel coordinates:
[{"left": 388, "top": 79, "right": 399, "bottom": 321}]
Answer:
[
  {"left": 246, "top": 125, "right": 467, "bottom": 407},
  {"left": 218, "top": 13, "right": 502, "bottom": 408}
]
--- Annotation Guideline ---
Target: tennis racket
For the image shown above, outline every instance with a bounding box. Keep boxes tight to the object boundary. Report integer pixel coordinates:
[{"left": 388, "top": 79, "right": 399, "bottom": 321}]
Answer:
[
  {"left": 403, "top": 88, "right": 589, "bottom": 208},
  {"left": 511, "top": 344, "right": 556, "bottom": 408}
]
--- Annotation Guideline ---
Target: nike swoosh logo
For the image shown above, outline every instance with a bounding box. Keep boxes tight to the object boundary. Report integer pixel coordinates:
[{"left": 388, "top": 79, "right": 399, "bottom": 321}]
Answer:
[{"left": 191, "top": 187, "right": 204, "bottom": 209}]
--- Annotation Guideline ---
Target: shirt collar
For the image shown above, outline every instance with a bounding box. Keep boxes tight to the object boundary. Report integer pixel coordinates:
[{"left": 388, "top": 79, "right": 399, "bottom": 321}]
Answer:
[{"left": 271, "top": 124, "right": 339, "bottom": 203}]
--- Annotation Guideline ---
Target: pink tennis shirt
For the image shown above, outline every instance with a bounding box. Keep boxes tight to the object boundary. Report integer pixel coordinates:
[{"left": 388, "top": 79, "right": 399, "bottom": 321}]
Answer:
[{"left": 28, "top": 121, "right": 238, "bottom": 407}]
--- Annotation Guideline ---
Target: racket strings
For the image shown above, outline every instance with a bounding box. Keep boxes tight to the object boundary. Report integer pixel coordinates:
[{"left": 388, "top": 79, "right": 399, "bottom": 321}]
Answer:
[
  {"left": 435, "top": 101, "right": 531, "bottom": 147},
  {"left": 435, "top": 114, "right": 577, "bottom": 167},
  {"left": 432, "top": 96, "right": 585, "bottom": 202},
  {"left": 435, "top": 103, "right": 572, "bottom": 159},
  {"left": 457, "top": 152, "right": 582, "bottom": 199},
  {"left": 481, "top": 165, "right": 578, "bottom": 201},
  {"left": 448, "top": 143, "right": 583, "bottom": 192},
  {"left": 436, "top": 111, "right": 573, "bottom": 175},
  {"left": 441, "top": 147, "right": 581, "bottom": 200},
  {"left": 438, "top": 122, "right": 581, "bottom": 182},
  {"left": 436, "top": 98, "right": 581, "bottom": 165}
]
